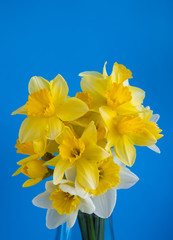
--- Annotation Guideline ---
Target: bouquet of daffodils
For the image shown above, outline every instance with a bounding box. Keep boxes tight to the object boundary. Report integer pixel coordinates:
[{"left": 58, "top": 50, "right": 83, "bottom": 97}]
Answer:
[{"left": 12, "top": 62, "right": 163, "bottom": 240}]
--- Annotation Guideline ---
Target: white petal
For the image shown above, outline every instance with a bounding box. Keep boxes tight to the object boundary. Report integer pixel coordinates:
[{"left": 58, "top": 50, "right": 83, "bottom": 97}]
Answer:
[
  {"left": 75, "top": 181, "right": 90, "bottom": 199},
  {"left": 116, "top": 166, "right": 139, "bottom": 189},
  {"left": 67, "top": 209, "right": 78, "bottom": 228},
  {"left": 150, "top": 114, "right": 160, "bottom": 123},
  {"left": 32, "top": 191, "right": 52, "bottom": 209},
  {"left": 45, "top": 181, "right": 57, "bottom": 191},
  {"left": 123, "top": 79, "right": 129, "bottom": 86},
  {"left": 29, "top": 76, "right": 50, "bottom": 94},
  {"left": 148, "top": 144, "right": 161, "bottom": 153},
  {"left": 92, "top": 189, "right": 117, "bottom": 218},
  {"left": 80, "top": 198, "right": 95, "bottom": 214},
  {"left": 65, "top": 165, "right": 77, "bottom": 182},
  {"left": 46, "top": 209, "right": 66, "bottom": 229},
  {"left": 59, "top": 184, "right": 77, "bottom": 196}
]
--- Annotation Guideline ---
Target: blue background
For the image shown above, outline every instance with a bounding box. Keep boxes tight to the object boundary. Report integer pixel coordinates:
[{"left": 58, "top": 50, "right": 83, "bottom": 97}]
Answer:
[{"left": 1, "top": 0, "right": 172, "bottom": 239}]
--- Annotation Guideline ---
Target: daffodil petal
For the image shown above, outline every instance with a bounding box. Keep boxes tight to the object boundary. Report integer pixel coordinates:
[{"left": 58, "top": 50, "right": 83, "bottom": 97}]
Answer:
[
  {"left": 53, "top": 158, "right": 72, "bottom": 185},
  {"left": 80, "top": 74, "right": 107, "bottom": 101},
  {"left": 46, "top": 209, "right": 66, "bottom": 229},
  {"left": 79, "top": 71, "right": 103, "bottom": 78},
  {"left": 150, "top": 114, "right": 160, "bottom": 123},
  {"left": 29, "top": 76, "right": 50, "bottom": 94},
  {"left": 33, "top": 138, "right": 47, "bottom": 155},
  {"left": 59, "top": 183, "right": 77, "bottom": 196},
  {"left": 45, "top": 181, "right": 57, "bottom": 191},
  {"left": 22, "top": 177, "right": 42, "bottom": 187},
  {"left": 17, "top": 154, "right": 38, "bottom": 165},
  {"left": 67, "top": 209, "right": 78, "bottom": 228},
  {"left": 114, "top": 136, "right": 136, "bottom": 167},
  {"left": 103, "top": 62, "right": 108, "bottom": 77},
  {"left": 81, "top": 121, "right": 97, "bottom": 146},
  {"left": 92, "top": 189, "right": 117, "bottom": 218},
  {"left": 75, "top": 181, "right": 90, "bottom": 199},
  {"left": 12, "top": 166, "right": 22, "bottom": 176},
  {"left": 99, "top": 106, "right": 115, "bottom": 129},
  {"left": 80, "top": 198, "right": 95, "bottom": 214},
  {"left": 11, "top": 105, "right": 27, "bottom": 115},
  {"left": 55, "top": 126, "right": 74, "bottom": 144},
  {"left": 32, "top": 191, "right": 53, "bottom": 209},
  {"left": 44, "top": 156, "right": 59, "bottom": 167},
  {"left": 46, "top": 117, "right": 64, "bottom": 140},
  {"left": 148, "top": 144, "right": 160, "bottom": 153},
  {"left": 65, "top": 165, "right": 76, "bottom": 182},
  {"left": 130, "top": 129, "right": 157, "bottom": 146},
  {"left": 19, "top": 117, "right": 46, "bottom": 143},
  {"left": 76, "top": 158, "right": 99, "bottom": 190},
  {"left": 50, "top": 74, "right": 69, "bottom": 107},
  {"left": 84, "top": 144, "right": 110, "bottom": 161},
  {"left": 116, "top": 166, "right": 139, "bottom": 189},
  {"left": 58, "top": 97, "right": 89, "bottom": 122},
  {"left": 128, "top": 86, "right": 145, "bottom": 106}
]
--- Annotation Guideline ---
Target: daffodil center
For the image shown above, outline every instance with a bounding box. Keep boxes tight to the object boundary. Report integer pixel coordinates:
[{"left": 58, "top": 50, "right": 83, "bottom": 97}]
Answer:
[
  {"left": 106, "top": 83, "right": 132, "bottom": 110},
  {"left": 26, "top": 89, "right": 55, "bottom": 117},
  {"left": 49, "top": 188, "right": 80, "bottom": 215},
  {"left": 76, "top": 91, "right": 93, "bottom": 108},
  {"left": 86, "top": 158, "right": 120, "bottom": 196},
  {"left": 117, "top": 116, "right": 144, "bottom": 135},
  {"left": 59, "top": 136, "right": 85, "bottom": 162}
]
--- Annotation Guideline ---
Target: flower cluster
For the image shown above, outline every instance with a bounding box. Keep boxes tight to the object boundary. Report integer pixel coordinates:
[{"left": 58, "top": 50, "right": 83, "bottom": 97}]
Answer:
[{"left": 12, "top": 62, "right": 163, "bottom": 229}]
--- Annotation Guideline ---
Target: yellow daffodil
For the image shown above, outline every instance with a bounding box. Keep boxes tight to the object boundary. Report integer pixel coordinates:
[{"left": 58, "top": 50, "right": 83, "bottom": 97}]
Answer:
[
  {"left": 46, "top": 122, "right": 110, "bottom": 189},
  {"left": 79, "top": 62, "right": 145, "bottom": 114},
  {"left": 86, "top": 157, "right": 120, "bottom": 196},
  {"left": 12, "top": 75, "right": 89, "bottom": 143},
  {"left": 13, "top": 138, "right": 51, "bottom": 187},
  {"left": 32, "top": 180, "right": 95, "bottom": 229},
  {"left": 100, "top": 106, "right": 163, "bottom": 166}
]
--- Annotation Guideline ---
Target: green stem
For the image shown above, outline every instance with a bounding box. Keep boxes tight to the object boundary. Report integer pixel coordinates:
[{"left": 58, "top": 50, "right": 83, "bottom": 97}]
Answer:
[
  {"left": 86, "top": 214, "right": 96, "bottom": 240},
  {"left": 78, "top": 212, "right": 89, "bottom": 240}
]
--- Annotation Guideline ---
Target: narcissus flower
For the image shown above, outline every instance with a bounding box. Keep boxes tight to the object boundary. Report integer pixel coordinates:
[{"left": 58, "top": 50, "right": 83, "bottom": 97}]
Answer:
[
  {"left": 79, "top": 62, "right": 145, "bottom": 113},
  {"left": 100, "top": 106, "right": 163, "bottom": 166},
  {"left": 12, "top": 75, "right": 89, "bottom": 143},
  {"left": 92, "top": 150, "right": 139, "bottom": 218},
  {"left": 32, "top": 180, "right": 95, "bottom": 229},
  {"left": 46, "top": 121, "right": 110, "bottom": 189},
  {"left": 13, "top": 138, "right": 51, "bottom": 187}
]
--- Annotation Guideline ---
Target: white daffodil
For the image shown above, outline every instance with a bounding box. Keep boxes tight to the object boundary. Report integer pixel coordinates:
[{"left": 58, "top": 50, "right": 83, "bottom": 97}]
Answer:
[
  {"left": 32, "top": 180, "right": 95, "bottom": 229},
  {"left": 91, "top": 150, "right": 139, "bottom": 219}
]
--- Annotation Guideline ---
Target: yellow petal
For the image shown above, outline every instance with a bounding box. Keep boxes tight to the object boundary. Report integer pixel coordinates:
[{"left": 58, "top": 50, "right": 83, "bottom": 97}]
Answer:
[
  {"left": 128, "top": 86, "right": 145, "bottom": 106},
  {"left": 114, "top": 136, "right": 136, "bottom": 167},
  {"left": 53, "top": 157, "right": 72, "bottom": 185},
  {"left": 58, "top": 97, "right": 89, "bottom": 121},
  {"left": 11, "top": 105, "right": 27, "bottom": 115},
  {"left": 99, "top": 106, "right": 115, "bottom": 129},
  {"left": 12, "top": 166, "right": 22, "bottom": 176},
  {"left": 81, "top": 121, "right": 97, "bottom": 146},
  {"left": 17, "top": 154, "right": 38, "bottom": 165},
  {"left": 28, "top": 76, "right": 50, "bottom": 94},
  {"left": 33, "top": 138, "right": 47, "bottom": 155},
  {"left": 46, "top": 140, "right": 59, "bottom": 154},
  {"left": 80, "top": 73, "right": 107, "bottom": 102},
  {"left": 23, "top": 177, "right": 42, "bottom": 187},
  {"left": 76, "top": 158, "right": 99, "bottom": 190},
  {"left": 55, "top": 126, "right": 74, "bottom": 144},
  {"left": 46, "top": 117, "right": 64, "bottom": 140},
  {"left": 111, "top": 62, "right": 132, "bottom": 84},
  {"left": 44, "top": 155, "right": 60, "bottom": 167},
  {"left": 83, "top": 144, "right": 110, "bottom": 161},
  {"left": 50, "top": 75, "right": 69, "bottom": 107},
  {"left": 19, "top": 117, "right": 47, "bottom": 143}
]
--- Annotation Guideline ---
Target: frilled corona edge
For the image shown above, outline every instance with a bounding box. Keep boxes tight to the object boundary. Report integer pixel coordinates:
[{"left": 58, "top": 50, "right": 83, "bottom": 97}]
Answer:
[{"left": 12, "top": 62, "right": 163, "bottom": 229}]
